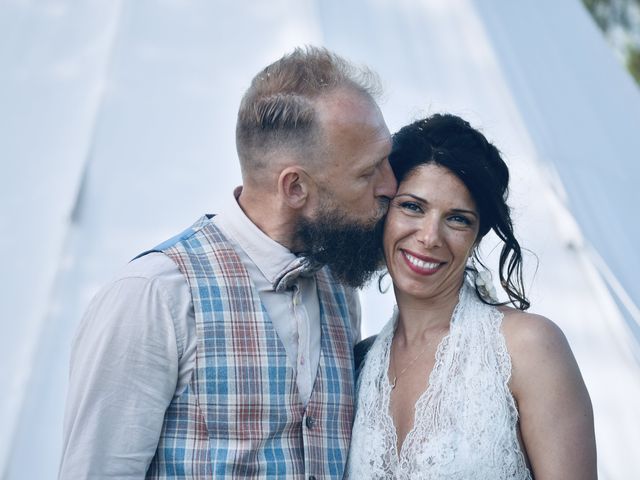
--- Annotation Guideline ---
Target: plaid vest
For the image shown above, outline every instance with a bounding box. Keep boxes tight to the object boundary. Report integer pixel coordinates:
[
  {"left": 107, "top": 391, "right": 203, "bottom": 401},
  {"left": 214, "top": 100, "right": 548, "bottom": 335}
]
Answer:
[{"left": 145, "top": 216, "right": 356, "bottom": 479}]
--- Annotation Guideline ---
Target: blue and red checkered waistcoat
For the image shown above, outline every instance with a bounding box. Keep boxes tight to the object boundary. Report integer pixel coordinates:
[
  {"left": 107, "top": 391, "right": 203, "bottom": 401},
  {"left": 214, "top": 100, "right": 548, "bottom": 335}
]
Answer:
[{"left": 145, "top": 216, "right": 357, "bottom": 479}]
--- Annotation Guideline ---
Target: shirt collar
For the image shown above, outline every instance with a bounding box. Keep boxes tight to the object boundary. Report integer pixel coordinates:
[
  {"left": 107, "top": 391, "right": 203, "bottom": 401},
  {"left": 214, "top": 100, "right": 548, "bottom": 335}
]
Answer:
[{"left": 215, "top": 187, "right": 298, "bottom": 286}]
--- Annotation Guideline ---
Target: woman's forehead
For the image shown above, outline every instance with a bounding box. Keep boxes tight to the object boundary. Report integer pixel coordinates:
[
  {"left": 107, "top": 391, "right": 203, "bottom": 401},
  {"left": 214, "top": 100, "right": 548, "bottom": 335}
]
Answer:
[{"left": 398, "top": 164, "right": 476, "bottom": 208}]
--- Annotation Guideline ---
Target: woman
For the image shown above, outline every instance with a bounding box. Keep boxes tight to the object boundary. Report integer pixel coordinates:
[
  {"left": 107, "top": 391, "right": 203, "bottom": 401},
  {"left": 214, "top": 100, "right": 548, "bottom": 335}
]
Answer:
[{"left": 347, "top": 114, "right": 597, "bottom": 479}]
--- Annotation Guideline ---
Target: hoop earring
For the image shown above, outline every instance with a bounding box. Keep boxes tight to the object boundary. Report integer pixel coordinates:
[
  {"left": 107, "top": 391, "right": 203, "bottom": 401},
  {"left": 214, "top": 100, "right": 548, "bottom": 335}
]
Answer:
[{"left": 377, "top": 270, "right": 392, "bottom": 294}]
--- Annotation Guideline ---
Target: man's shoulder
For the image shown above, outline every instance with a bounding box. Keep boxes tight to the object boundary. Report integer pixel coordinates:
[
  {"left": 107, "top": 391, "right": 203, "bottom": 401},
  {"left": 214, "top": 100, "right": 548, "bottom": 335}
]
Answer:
[
  {"left": 135, "top": 215, "right": 218, "bottom": 258},
  {"left": 116, "top": 251, "right": 182, "bottom": 282},
  {"left": 84, "top": 252, "right": 188, "bottom": 313},
  {"left": 354, "top": 335, "right": 377, "bottom": 378}
]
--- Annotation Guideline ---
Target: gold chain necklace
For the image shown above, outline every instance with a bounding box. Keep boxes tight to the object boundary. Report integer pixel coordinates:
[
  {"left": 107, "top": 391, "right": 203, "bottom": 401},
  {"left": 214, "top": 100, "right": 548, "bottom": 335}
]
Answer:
[{"left": 390, "top": 327, "right": 447, "bottom": 389}]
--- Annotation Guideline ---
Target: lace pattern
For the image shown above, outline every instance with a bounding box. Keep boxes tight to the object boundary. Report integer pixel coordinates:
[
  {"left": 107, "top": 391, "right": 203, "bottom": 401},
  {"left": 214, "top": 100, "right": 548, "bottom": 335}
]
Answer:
[{"left": 346, "top": 282, "right": 532, "bottom": 479}]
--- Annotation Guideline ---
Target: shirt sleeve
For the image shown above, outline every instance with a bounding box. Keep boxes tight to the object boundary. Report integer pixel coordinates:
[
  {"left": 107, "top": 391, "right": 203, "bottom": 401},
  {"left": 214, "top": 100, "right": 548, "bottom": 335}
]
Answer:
[{"left": 58, "top": 260, "right": 186, "bottom": 479}]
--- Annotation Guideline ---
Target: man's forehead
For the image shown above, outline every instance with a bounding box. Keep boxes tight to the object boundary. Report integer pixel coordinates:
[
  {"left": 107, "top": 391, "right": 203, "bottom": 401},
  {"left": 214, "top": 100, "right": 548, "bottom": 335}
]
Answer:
[{"left": 315, "top": 87, "right": 382, "bottom": 125}]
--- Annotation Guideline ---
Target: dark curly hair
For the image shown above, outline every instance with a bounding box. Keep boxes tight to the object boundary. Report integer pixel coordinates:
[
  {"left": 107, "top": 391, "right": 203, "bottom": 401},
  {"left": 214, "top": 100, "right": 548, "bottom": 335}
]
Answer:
[{"left": 389, "top": 113, "right": 530, "bottom": 310}]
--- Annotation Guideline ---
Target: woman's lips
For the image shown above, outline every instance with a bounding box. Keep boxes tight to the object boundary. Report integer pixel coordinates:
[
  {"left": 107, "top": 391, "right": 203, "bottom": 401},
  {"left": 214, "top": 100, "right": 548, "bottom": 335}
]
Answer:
[{"left": 401, "top": 249, "right": 445, "bottom": 275}]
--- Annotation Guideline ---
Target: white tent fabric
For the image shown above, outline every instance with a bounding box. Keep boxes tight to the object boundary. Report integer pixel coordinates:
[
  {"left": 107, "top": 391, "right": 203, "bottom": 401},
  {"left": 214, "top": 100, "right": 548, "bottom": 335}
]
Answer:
[
  {"left": 475, "top": 1, "right": 640, "bottom": 350},
  {"left": 1, "top": 1, "right": 639, "bottom": 479}
]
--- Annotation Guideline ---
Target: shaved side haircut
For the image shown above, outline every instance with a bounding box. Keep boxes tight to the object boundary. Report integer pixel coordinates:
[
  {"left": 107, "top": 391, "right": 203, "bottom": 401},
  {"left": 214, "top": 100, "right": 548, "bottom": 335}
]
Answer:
[{"left": 235, "top": 46, "right": 381, "bottom": 177}]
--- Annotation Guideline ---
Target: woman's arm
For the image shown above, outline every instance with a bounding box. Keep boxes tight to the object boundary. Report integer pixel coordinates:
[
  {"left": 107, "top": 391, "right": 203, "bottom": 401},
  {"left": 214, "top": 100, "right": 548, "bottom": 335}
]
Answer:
[{"left": 503, "top": 310, "right": 597, "bottom": 480}]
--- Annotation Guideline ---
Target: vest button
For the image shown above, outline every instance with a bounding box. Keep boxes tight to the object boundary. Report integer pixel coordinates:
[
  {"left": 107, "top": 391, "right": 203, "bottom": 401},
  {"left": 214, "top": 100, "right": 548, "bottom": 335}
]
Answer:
[{"left": 305, "top": 416, "right": 316, "bottom": 429}]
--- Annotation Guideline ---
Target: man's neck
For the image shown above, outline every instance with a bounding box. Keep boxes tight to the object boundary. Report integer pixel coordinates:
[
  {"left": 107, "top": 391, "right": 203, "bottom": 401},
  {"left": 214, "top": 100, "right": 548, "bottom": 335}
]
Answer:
[{"left": 237, "top": 187, "right": 297, "bottom": 251}]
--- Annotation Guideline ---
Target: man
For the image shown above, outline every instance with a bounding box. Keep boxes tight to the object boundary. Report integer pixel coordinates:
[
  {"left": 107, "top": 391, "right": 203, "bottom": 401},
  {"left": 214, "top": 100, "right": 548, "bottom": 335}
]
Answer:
[{"left": 59, "top": 46, "right": 396, "bottom": 479}]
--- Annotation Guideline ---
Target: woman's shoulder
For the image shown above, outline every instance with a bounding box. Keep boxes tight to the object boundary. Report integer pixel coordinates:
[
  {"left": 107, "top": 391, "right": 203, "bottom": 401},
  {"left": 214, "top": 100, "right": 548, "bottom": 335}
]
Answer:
[
  {"left": 497, "top": 306, "right": 580, "bottom": 394},
  {"left": 498, "top": 306, "right": 568, "bottom": 353}
]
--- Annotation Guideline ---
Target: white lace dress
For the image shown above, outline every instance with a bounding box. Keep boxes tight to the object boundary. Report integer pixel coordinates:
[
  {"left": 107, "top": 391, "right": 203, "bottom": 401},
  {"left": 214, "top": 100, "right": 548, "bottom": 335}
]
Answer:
[{"left": 346, "top": 283, "right": 532, "bottom": 479}]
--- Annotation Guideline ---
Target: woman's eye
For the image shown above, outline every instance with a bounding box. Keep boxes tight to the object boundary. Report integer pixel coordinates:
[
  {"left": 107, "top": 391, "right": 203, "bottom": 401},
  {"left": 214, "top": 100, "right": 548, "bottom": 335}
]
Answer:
[
  {"left": 449, "top": 215, "right": 471, "bottom": 226},
  {"left": 399, "top": 201, "right": 422, "bottom": 213}
]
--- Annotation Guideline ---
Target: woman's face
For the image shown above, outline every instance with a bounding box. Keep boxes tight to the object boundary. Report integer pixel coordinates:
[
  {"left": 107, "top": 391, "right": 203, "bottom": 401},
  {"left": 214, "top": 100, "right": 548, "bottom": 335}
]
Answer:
[{"left": 383, "top": 163, "right": 480, "bottom": 302}]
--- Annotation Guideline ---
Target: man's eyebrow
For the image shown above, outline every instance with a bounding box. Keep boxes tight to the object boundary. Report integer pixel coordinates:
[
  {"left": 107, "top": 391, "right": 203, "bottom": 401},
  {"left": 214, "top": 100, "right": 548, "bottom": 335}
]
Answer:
[
  {"left": 363, "top": 157, "right": 386, "bottom": 172},
  {"left": 376, "top": 158, "right": 386, "bottom": 168}
]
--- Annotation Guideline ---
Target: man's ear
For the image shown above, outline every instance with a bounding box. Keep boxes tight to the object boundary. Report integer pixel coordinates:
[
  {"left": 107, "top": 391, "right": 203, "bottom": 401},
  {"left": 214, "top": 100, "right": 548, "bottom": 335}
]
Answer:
[{"left": 278, "top": 166, "right": 312, "bottom": 209}]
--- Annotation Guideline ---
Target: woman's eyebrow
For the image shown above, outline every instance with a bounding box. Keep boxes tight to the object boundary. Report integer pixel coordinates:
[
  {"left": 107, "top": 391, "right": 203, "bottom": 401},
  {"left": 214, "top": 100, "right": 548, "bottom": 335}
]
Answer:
[
  {"left": 395, "top": 193, "right": 479, "bottom": 217},
  {"left": 394, "top": 193, "right": 426, "bottom": 203},
  {"left": 451, "top": 208, "right": 479, "bottom": 218}
]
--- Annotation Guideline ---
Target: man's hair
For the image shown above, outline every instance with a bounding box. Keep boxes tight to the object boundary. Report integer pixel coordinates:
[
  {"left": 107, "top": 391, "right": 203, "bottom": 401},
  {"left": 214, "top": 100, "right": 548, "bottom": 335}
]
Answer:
[{"left": 235, "top": 46, "right": 381, "bottom": 175}]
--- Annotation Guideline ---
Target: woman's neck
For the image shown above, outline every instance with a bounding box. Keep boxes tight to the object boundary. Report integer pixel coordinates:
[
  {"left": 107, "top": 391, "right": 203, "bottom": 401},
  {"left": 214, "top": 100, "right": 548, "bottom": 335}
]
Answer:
[{"left": 393, "top": 280, "right": 463, "bottom": 346}]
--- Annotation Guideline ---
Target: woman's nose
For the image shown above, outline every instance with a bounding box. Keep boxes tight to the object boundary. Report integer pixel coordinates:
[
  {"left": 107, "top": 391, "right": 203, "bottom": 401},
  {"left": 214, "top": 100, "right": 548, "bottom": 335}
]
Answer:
[{"left": 417, "top": 217, "right": 443, "bottom": 248}]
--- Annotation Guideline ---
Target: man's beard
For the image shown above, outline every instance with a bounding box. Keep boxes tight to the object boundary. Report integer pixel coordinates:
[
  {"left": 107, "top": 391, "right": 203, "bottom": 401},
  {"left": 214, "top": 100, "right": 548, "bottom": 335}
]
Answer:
[{"left": 295, "top": 205, "right": 387, "bottom": 289}]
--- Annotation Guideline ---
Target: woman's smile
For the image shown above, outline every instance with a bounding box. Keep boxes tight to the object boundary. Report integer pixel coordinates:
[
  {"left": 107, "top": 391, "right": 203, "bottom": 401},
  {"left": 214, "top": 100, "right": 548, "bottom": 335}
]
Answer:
[{"left": 400, "top": 249, "right": 445, "bottom": 275}]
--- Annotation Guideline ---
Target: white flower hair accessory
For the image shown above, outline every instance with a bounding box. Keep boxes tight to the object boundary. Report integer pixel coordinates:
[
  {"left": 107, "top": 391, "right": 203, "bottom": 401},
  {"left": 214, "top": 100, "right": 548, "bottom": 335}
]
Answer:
[{"left": 475, "top": 267, "right": 499, "bottom": 302}]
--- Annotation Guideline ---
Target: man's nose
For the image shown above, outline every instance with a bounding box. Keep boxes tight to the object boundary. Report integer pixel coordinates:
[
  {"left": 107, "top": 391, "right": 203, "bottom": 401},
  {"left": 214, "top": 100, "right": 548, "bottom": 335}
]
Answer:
[{"left": 375, "top": 159, "right": 398, "bottom": 200}]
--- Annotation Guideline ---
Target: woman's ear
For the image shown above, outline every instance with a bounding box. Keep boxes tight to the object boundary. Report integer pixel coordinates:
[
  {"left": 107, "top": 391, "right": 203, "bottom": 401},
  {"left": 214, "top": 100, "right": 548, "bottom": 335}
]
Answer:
[{"left": 278, "top": 166, "right": 311, "bottom": 209}]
